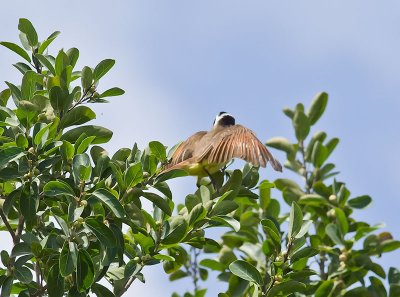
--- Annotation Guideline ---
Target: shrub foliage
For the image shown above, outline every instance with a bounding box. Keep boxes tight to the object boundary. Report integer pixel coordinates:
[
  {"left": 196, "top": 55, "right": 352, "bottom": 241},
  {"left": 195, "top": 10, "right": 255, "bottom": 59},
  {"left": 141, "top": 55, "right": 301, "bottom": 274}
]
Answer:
[{"left": 0, "top": 19, "right": 399, "bottom": 297}]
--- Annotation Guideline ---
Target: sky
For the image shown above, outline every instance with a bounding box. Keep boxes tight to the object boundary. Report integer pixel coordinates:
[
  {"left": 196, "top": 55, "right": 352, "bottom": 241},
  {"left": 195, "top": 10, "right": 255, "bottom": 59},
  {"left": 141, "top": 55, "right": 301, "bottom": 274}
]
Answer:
[{"left": 1, "top": 1, "right": 400, "bottom": 296}]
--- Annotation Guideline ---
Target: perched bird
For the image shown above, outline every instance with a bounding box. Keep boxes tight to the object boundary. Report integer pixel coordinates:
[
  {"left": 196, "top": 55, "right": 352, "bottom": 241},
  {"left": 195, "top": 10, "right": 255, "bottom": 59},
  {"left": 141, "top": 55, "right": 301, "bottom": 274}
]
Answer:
[{"left": 160, "top": 112, "right": 282, "bottom": 182}]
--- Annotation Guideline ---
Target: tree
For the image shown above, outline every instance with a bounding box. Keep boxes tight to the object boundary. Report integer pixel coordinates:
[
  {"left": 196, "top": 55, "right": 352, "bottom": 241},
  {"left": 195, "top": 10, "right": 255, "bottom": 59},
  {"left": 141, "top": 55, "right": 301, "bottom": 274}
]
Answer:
[{"left": 0, "top": 18, "right": 399, "bottom": 297}]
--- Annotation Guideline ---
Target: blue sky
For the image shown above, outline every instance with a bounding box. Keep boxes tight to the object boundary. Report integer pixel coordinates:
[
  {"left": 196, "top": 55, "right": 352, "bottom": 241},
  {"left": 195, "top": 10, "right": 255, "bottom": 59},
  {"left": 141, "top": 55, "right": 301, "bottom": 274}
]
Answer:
[{"left": 1, "top": 1, "right": 400, "bottom": 296}]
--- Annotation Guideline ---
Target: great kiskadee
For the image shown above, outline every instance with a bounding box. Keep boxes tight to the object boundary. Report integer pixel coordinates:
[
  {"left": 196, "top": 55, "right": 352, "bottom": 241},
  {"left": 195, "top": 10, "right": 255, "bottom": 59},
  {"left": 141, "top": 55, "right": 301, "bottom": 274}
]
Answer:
[{"left": 160, "top": 112, "right": 282, "bottom": 180}]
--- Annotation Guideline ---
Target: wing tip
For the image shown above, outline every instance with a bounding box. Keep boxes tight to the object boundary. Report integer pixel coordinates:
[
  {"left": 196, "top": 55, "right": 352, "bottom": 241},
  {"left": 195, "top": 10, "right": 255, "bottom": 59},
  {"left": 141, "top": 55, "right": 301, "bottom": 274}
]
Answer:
[{"left": 270, "top": 158, "right": 283, "bottom": 172}]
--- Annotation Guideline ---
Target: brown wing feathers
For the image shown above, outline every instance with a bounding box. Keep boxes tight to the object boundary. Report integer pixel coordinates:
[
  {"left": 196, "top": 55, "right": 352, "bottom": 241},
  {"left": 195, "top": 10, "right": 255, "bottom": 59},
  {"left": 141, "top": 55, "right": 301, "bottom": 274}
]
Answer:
[
  {"left": 162, "top": 124, "right": 282, "bottom": 173},
  {"left": 163, "top": 131, "right": 207, "bottom": 170},
  {"left": 206, "top": 125, "right": 282, "bottom": 171}
]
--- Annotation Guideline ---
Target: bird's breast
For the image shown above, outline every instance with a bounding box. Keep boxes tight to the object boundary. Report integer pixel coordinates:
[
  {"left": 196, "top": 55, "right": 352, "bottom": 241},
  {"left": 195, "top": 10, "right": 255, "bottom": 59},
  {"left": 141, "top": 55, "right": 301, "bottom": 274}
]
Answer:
[{"left": 184, "top": 160, "right": 227, "bottom": 177}]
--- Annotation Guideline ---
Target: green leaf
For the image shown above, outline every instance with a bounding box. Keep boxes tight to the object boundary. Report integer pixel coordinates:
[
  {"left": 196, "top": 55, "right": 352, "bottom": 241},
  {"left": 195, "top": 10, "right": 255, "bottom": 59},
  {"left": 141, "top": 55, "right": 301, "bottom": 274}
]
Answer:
[
  {"left": 348, "top": 195, "right": 372, "bottom": 209},
  {"left": 14, "top": 266, "right": 32, "bottom": 284},
  {"left": 381, "top": 240, "right": 400, "bottom": 253},
  {"left": 1, "top": 251, "right": 10, "bottom": 266},
  {"left": 0, "top": 276, "right": 13, "bottom": 297},
  {"left": 18, "top": 18, "right": 38, "bottom": 46},
  {"left": 343, "top": 287, "right": 370, "bottom": 297},
  {"left": 274, "top": 178, "right": 302, "bottom": 192},
  {"left": 55, "top": 50, "right": 69, "bottom": 76},
  {"left": 49, "top": 86, "right": 67, "bottom": 112},
  {"left": 54, "top": 215, "right": 70, "bottom": 236},
  {"left": 209, "top": 200, "right": 238, "bottom": 216},
  {"left": 390, "top": 285, "right": 400, "bottom": 297},
  {"left": 389, "top": 267, "right": 400, "bottom": 285},
  {"left": 325, "top": 223, "right": 344, "bottom": 245},
  {"left": 76, "top": 249, "right": 94, "bottom": 292},
  {"left": 85, "top": 217, "right": 116, "bottom": 247},
  {"left": 66, "top": 48, "right": 79, "bottom": 68},
  {"left": 229, "top": 260, "right": 263, "bottom": 286},
  {"left": 283, "top": 107, "right": 294, "bottom": 119},
  {"left": 307, "top": 92, "right": 328, "bottom": 125},
  {"left": 293, "top": 110, "right": 310, "bottom": 141},
  {"left": 81, "top": 66, "right": 93, "bottom": 91},
  {"left": 267, "top": 280, "right": 306, "bottom": 297},
  {"left": 298, "top": 194, "right": 328, "bottom": 206},
  {"left": 61, "top": 141, "right": 74, "bottom": 160},
  {"left": 19, "top": 100, "right": 40, "bottom": 113},
  {"left": 91, "top": 283, "right": 116, "bottom": 297},
  {"left": 91, "top": 189, "right": 125, "bottom": 218},
  {"left": 288, "top": 202, "right": 303, "bottom": 239},
  {"left": 142, "top": 192, "right": 172, "bottom": 216},
  {"left": 311, "top": 141, "right": 328, "bottom": 168},
  {"left": 371, "top": 262, "right": 386, "bottom": 278},
  {"left": 295, "top": 220, "right": 313, "bottom": 238},
  {"left": 47, "top": 264, "right": 64, "bottom": 297},
  {"left": 149, "top": 141, "right": 167, "bottom": 162},
  {"left": 290, "top": 247, "right": 318, "bottom": 263},
  {"left": 33, "top": 122, "right": 51, "bottom": 148},
  {"left": 93, "top": 59, "right": 115, "bottom": 81},
  {"left": 261, "top": 219, "right": 281, "bottom": 246},
  {"left": 76, "top": 136, "right": 96, "bottom": 154},
  {"left": 266, "top": 137, "right": 294, "bottom": 154},
  {"left": 211, "top": 216, "right": 240, "bottom": 232},
  {"left": 200, "top": 259, "right": 225, "bottom": 271},
  {"left": 44, "top": 180, "right": 75, "bottom": 197},
  {"left": 162, "top": 216, "right": 189, "bottom": 245},
  {"left": 156, "top": 169, "right": 188, "bottom": 183},
  {"left": 326, "top": 137, "right": 339, "bottom": 155},
  {"left": 154, "top": 254, "right": 175, "bottom": 261},
  {"left": 335, "top": 207, "right": 349, "bottom": 235},
  {"left": 315, "top": 280, "right": 335, "bottom": 297},
  {"left": 13, "top": 62, "right": 32, "bottom": 74},
  {"left": 99, "top": 87, "right": 125, "bottom": 98},
  {"left": 21, "top": 71, "right": 39, "bottom": 101},
  {"left": 38, "top": 31, "right": 60, "bottom": 54},
  {"left": 59, "top": 242, "right": 77, "bottom": 276},
  {"left": 59, "top": 106, "right": 96, "bottom": 129},
  {"left": 369, "top": 276, "right": 387, "bottom": 297},
  {"left": 0, "top": 88, "right": 11, "bottom": 106},
  {"left": 0, "top": 147, "right": 24, "bottom": 169},
  {"left": 5, "top": 81, "right": 22, "bottom": 105},
  {"left": 61, "top": 125, "right": 113, "bottom": 144},
  {"left": 20, "top": 186, "right": 38, "bottom": 225},
  {"left": 72, "top": 153, "right": 92, "bottom": 183},
  {"left": 34, "top": 53, "right": 56, "bottom": 75},
  {"left": 125, "top": 162, "right": 143, "bottom": 188},
  {"left": 169, "top": 270, "right": 188, "bottom": 281},
  {"left": 0, "top": 41, "right": 31, "bottom": 62},
  {"left": 259, "top": 180, "right": 274, "bottom": 210},
  {"left": 188, "top": 204, "right": 207, "bottom": 226}
]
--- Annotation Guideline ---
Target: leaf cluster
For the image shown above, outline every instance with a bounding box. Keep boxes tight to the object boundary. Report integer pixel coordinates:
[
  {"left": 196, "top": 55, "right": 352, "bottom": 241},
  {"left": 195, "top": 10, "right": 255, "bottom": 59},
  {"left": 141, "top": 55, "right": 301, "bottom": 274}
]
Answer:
[{"left": 0, "top": 19, "right": 399, "bottom": 297}]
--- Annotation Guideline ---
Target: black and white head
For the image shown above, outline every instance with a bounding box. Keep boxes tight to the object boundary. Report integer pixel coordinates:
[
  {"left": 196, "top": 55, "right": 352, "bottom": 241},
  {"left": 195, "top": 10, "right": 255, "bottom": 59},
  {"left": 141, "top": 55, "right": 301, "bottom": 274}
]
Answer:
[{"left": 213, "top": 111, "right": 235, "bottom": 128}]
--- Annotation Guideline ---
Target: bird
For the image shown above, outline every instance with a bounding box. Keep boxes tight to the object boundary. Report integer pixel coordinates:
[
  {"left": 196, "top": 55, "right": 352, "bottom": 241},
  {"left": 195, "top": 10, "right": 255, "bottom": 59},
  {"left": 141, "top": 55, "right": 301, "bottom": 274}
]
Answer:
[{"left": 159, "top": 112, "right": 282, "bottom": 184}]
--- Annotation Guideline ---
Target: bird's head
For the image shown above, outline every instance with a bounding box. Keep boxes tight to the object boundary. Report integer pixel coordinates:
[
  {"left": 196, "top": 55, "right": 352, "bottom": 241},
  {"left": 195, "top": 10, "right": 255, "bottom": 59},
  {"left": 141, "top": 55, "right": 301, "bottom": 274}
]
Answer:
[{"left": 213, "top": 111, "right": 235, "bottom": 128}]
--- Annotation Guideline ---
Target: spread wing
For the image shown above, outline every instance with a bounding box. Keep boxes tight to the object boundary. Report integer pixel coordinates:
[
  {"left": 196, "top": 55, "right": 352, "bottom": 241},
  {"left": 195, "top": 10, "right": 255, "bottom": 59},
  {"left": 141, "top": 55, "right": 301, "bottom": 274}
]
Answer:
[
  {"left": 163, "top": 131, "right": 207, "bottom": 169},
  {"left": 205, "top": 125, "right": 282, "bottom": 171}
]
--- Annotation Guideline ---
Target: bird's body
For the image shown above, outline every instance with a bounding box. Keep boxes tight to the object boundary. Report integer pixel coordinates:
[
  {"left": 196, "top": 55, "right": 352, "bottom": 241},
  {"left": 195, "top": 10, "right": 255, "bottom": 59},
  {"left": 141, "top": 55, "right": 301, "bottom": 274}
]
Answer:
[{"left": 161, "top": 112, "right": 282, "bottom": 178}]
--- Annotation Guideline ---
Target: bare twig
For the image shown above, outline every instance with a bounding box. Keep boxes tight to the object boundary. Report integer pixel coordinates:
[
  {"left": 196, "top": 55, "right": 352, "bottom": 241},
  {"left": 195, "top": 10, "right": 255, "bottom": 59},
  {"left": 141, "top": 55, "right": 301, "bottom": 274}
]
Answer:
[
  {"left": 299, "top": 140, "right": 311, "bottom": 194},
  {"left": 0, "top": 208, "right": 16, "bottom": 242},
  {"left": 68, "top": 83, "right": 95, "bottom": 112},
  {"left": 116, "top": 266, "right": 144, "bottom": 297},
  {"left": 15, "top": 216, "right": 25, "bottom": 244},
  {"left": 31, "top": 285, "right": 48, "bottom": 297},
  {"left": 190, "top": 247, "right": 201, "bottom": 292},
  {"left": 318, "top": 252, "right": 327, "bottom": 280}
]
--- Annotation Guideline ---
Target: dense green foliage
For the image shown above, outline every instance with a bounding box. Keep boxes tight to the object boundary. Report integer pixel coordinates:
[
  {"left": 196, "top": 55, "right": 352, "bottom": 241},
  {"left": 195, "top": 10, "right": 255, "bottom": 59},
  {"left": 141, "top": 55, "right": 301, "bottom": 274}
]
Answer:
[{"left": 0, "top": 19, "right": 399, "bottom": 297}]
